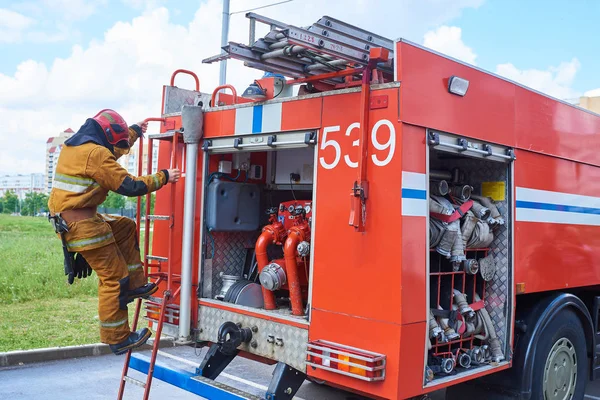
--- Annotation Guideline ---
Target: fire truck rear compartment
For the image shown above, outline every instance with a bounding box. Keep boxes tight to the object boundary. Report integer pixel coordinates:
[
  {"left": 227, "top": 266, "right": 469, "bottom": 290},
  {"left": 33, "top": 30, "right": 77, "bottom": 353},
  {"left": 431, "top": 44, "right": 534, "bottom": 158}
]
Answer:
[
  {"left": 426, "top": 135, "right": 513, "bottom": 385},
  {"left": 199, "top": 146, "right": 315, "bottom": 320}
]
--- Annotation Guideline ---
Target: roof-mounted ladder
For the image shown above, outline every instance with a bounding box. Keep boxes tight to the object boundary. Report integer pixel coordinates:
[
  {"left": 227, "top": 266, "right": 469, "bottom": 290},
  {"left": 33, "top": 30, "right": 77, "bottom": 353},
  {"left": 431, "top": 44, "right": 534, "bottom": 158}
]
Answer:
[{"left": 202, "top": 13, "right": 395, "bottom": 87}]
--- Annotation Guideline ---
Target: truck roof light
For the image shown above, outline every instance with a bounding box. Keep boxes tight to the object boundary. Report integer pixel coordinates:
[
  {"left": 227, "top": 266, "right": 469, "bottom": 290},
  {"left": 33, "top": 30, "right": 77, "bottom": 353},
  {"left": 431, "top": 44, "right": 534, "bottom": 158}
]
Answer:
[{"left": 448, "top": 76, "right": 469, "bottom": 97}]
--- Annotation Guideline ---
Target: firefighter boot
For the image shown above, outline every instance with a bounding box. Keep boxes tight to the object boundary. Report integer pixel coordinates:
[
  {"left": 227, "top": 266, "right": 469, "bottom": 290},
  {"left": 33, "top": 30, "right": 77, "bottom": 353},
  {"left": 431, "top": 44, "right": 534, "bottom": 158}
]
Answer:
[
  {"left": 109, "top": 328, "right": 152, "bottom": 355},
  {"left": 127, "top": 282, "right": 158, "bottom": 303}
]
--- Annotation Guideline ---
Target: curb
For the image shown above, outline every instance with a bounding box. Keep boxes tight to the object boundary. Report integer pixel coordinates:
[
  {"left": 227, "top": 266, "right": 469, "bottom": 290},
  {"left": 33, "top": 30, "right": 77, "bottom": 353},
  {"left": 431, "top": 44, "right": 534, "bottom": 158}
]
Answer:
[{"left": 0, "top": 337, "right": 176, "bottom": 367}]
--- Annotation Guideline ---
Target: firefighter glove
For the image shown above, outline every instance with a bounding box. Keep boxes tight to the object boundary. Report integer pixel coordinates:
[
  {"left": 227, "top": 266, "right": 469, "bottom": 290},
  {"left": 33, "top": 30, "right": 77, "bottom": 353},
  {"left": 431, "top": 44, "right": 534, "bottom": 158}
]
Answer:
[{"left": 73, "top": 253, "right": 93, "bottom": 280}]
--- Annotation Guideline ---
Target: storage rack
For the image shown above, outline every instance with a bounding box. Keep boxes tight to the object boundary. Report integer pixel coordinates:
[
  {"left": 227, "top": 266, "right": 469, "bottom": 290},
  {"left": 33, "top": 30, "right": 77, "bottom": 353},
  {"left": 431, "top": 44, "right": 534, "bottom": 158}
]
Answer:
[{"left": 429, "top": 247, "right": 489, "bottom": 358}]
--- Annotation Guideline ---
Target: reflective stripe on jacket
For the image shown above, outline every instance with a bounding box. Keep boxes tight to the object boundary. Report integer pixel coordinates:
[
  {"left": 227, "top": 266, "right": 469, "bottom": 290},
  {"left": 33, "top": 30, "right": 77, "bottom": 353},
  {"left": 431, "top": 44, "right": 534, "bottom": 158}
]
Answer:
[{"left": 48, "top": 127, "right": 167, "bottom": 251}]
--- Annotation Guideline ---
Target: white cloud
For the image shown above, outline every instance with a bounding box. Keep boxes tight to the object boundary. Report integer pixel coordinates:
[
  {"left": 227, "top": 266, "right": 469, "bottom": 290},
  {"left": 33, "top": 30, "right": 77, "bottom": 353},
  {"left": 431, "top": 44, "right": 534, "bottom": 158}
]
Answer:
[
  {"left": 423, "top": 25, "right": 477, "bottom": 65},
  {"left": 26, "top": 23, "right": 73, "bottom": 43},
  {"left": 1, "top": 0, "right": 485, "bottom": 174},
  {"left": 0, "top": 8, "right": 34, "bottom": 29},
  {"left": 584, "top": 88, "right": 600, "bottom": 97},
  {"left": 121, "top": 0, "right": 166, "bottom": 10},
  {"left": 41, "top": 0, "right": 106, "bottom": 21},
  {"left": 495, "top": 58, "right": 581, "bottom": 100},
  {"left": 0, "top": 8, "right": 35, "bottom": 43}
]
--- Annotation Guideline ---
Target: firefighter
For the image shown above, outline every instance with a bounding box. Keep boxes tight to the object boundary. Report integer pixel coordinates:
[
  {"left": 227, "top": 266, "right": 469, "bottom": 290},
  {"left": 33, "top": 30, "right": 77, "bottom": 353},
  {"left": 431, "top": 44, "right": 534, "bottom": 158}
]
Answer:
[{"left": 48, "top": 109, "right": 181, "bottom": 355}]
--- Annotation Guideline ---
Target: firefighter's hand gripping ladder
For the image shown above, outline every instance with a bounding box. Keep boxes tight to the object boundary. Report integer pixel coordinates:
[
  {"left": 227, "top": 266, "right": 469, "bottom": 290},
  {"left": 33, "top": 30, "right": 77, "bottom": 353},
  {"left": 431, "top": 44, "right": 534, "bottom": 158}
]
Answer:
[{"left": 117, "top": 69, "right": 199, "bottom": 400}]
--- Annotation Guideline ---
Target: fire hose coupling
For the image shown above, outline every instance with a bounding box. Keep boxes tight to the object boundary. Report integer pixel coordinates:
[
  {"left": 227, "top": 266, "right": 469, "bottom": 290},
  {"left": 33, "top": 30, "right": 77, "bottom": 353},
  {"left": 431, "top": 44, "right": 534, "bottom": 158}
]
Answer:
[
  {"left": 453, "top": 290, "right": 475, "bottom": 321},
  {"left": 471, "top": 195, "right": 505, "bottom": 225},
  {"left": 429, "top": 195, "right": 454, "bottom": 217},
  {"left": 469, "top": 199, "right": 491, "bottom": 220},
  {"left": 487, "top": 337, "right": 505, "bottom": 363},
  {"left": 428, "top": 310, "right": 446, "bottom": 342},
  {"left": 429, "top": 357, "right": 455, "bottom": 375},
  {"left": 480, "top": 345, "right": 492, "bottom": 361},
  {"left": 462, "top": 259, "right": 479, "bottom": 275},
  {"left": 450, "top": 184, "right": 472, "bottom": 201},
  {"left": 436, "top": 306, "right": 460, "bottom": 341},
  {"left": 449, "top": 221, "right": 466, "bottom": 263},
  {"left": 297, "top": 241, "right": 310, "bottom": 257},
  {"left": 457, "top": 352, "right": 472, "bottom": 369},
  {"left": 430, "top": 180, "right": 449, "bottom": 196},
  {"left": 217, "top": 321, "right": 253, "bottom": 356},
  {"left": 436, "top": 219, "right": 460, "bottom": 258},
  {"left": 468, "top": 346, "right": 484, "bottom": 365},
  {"left": 259, "top": 263, "right": 287, "bottom": 291},
  {"left": 473, "top": 293, "right": 505, "bottom": 362}
]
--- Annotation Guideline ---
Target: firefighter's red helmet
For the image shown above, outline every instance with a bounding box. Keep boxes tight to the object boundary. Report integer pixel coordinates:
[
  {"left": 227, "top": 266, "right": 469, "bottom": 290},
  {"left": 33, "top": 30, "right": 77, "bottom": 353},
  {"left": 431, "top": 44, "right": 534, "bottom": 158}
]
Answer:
[{"left": 92, "top": 109, "right": 129, "bottom": 148}]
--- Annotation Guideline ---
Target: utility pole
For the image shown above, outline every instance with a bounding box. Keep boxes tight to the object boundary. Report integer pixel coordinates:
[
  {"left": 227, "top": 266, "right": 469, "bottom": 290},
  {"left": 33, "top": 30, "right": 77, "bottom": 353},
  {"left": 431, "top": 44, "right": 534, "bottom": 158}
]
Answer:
[
  {"left": 219, "top": 0, "right": 230, "bottom": 86},
  {"left": 218, "top": 0, "right": 292, "bottom": 86}
]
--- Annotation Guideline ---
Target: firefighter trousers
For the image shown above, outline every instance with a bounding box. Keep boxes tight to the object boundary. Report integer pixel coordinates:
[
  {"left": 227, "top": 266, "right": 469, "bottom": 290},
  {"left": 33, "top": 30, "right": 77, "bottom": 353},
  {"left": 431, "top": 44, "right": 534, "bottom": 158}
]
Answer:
[{"left": 79, "top": 215, "right": 146, "bottom": 344}]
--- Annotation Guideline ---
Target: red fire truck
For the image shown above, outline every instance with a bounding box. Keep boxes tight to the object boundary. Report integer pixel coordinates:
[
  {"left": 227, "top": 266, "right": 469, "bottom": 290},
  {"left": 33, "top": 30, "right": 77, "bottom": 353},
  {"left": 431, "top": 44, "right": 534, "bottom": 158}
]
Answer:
[{"left": 118, "top": 13, "right": 600, "bottom": 400}]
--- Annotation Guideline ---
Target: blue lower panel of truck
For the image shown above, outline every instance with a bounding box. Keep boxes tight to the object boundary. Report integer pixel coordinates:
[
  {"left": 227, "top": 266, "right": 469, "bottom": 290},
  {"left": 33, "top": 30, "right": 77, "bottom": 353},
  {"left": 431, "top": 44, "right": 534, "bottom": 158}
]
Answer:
[{"left": 129, "top": 353, "right": 261, "bottom": 400}]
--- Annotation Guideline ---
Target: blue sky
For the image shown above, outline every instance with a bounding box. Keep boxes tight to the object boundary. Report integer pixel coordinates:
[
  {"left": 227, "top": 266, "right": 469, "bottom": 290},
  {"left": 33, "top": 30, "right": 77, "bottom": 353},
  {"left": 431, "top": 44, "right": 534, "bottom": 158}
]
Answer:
[
  {"left": 0, "top": 0, "right": 598, "bottom": 174},
  {"left": 457, "top": 0, "right": 600, "bottom": 96}
]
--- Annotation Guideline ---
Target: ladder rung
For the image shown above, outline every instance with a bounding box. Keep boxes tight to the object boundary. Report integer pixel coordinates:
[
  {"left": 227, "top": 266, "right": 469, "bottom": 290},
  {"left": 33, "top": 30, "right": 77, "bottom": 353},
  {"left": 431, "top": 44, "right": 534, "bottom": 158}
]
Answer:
[
  {"left": 123, "top": 375, "right": 146, "bottom": 388},
  {"left": 147, "top": 130, "right": 181, "bottom": 141},
  {"left": 147, "top": 215, "right": 170, "bottom": 221},
  {"left": 146, "top": 255, "right": 168, "bottom": 262}
]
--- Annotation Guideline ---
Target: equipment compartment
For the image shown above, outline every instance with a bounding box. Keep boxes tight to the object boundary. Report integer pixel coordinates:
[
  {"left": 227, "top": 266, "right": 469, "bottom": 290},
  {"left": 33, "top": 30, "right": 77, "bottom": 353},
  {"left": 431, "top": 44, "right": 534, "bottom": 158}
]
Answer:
[
  {"left": 199, "top": 145, "right": 315, "bottom": 320},
  {"left": 425, "top": 133, "right": 513, "bottom": 384}
]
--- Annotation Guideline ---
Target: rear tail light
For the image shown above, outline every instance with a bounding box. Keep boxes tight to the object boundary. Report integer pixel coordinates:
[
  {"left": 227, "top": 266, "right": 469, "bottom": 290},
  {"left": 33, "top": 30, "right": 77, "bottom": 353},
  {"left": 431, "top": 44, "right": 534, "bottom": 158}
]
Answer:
[{"left": 306, "top": 340, "right": 386, "bottom": 382}]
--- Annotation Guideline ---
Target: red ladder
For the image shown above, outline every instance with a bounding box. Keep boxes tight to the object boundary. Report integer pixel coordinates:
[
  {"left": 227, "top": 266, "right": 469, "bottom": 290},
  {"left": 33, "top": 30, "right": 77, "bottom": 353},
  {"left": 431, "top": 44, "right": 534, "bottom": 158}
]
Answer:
[{"left": 117, "top": 121, "right": 183, "bottom": 400}]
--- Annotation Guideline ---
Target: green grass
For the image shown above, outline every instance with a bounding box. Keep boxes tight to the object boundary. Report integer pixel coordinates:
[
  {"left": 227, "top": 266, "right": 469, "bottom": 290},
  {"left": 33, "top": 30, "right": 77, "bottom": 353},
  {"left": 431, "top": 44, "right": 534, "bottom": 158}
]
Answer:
[
  {"left": 0, "top": 296, "right": 99, "bottom": 352},
  {"left": 0, "top": 296, "right": 137, "bottom": 352},
  {"left": 0, "top": 214, "right": 98, "bottom": 305},
  {"left": 0, "top": 215, "right": 122, "bottom": 351}
]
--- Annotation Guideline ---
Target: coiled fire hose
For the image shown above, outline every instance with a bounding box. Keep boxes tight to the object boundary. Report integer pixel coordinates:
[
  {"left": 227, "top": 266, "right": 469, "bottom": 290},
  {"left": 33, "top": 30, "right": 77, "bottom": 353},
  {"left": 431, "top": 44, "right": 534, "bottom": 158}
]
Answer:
[
  {"left": 467, "top": 219, "right": 494, "bottom": 248},
  {"left": 430, "top": 196, "right": 467, "bottom": 260},
  {"left": 458, "top": 198, "right": 490, "bottom": 220},
  {"left": 430, "top": 218, "right": 445, "bottom": 248},
  {"left": 449, "top": 221, "right": 466, "bottom": 263},
  {"left": 430, "top": 195, "right": 454, "bottom": 217},
  {"left": 429, "top": 196, "right": 474, "bottom": 261},
  {"left": 474, "top": 294, "right": 505, "bottom": 363},
  {"left": 437, "top": 306, "right": 460, "bottom": 340},
  {"left": 472, "top": 195, "right": 505, "bottom": 225},
  {"left": 453, "top": 290, "right": 475, "bottom": 322},
  {"left": 460, "top": 211, "right": 477, "bottom": 246}
]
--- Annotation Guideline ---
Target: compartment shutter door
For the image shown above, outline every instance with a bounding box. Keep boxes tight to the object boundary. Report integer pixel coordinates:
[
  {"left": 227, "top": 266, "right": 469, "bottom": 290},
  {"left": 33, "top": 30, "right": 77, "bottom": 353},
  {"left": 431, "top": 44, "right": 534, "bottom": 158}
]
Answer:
[
  {"left": 428, "top": 129, "right": 515, "bottom": 163},
  {"left": 203, "top": 130, "right": 317, "bottom": 154}
]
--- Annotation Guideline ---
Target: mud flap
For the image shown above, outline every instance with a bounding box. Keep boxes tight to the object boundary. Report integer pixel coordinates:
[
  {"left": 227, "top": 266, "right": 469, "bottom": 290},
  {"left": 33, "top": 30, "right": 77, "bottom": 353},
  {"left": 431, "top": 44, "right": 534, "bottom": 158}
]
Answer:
[
  {"left": 198, "top": 344, "right": 239, "bottom": 380},
  {"left": 265, "top": 362, "right": 306, "bottom": 400}
]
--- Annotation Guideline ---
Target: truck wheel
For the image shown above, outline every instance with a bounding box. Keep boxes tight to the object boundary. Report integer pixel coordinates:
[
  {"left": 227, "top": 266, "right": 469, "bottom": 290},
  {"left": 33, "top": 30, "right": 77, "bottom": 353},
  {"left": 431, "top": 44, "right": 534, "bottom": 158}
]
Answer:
[{"left": 530, "top": 309, "right": 587, "bottom": 400}]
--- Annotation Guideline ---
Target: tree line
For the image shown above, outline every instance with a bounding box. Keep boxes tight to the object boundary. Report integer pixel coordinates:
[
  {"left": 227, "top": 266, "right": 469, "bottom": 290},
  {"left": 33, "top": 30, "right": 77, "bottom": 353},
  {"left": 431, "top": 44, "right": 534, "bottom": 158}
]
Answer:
[
  {"left": 0, "top": 191, "right": 48, "bottom": 216},
  {"left": 0, "top": 191, "right": 154, "bottom": 216}
]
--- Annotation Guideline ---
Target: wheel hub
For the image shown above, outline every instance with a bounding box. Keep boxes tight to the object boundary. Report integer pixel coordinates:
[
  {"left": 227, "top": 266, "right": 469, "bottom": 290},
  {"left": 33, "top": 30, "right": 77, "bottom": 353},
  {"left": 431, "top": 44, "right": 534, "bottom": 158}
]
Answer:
[{"left": 543, "top": 338, "right": 577, "bottom": 400}]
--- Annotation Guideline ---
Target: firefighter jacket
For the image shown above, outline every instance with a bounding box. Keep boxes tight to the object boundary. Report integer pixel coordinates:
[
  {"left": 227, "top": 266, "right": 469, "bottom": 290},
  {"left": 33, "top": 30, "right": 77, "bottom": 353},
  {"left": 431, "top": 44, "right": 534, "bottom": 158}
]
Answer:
[{"left": 48, "top": 119, "right": 168, "bottom": 253}]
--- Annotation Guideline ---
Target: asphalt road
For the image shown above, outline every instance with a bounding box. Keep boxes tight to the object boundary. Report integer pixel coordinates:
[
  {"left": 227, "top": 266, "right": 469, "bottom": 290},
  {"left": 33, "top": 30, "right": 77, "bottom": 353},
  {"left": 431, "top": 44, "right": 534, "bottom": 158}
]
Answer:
[{"left": 1, "top": 345, "right": 600, "bottom": 399}]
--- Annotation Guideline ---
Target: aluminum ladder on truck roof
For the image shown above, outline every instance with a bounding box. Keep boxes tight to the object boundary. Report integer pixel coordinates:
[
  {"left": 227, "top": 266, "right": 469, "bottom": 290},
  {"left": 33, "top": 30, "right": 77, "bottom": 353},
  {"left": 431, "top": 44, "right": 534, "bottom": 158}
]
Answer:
[{"left": 202, "top": 13, "right": 395, "bottom": 87}]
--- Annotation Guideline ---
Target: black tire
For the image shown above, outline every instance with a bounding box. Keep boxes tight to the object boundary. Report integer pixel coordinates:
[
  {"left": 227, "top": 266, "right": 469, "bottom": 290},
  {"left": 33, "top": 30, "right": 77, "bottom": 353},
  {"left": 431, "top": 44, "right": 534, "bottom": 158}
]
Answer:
[{"left": 530, "top": 309, "right": 587, "bottom": 400}]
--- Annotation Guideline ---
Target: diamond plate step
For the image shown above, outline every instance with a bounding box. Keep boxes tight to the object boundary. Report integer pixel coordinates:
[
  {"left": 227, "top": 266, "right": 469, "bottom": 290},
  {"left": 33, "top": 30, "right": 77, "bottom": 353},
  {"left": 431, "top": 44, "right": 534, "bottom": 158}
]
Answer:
[
  {"left": 189, "top": 376, "right": 261, "bottom": 400},
  {"left": 146, "top": 255, "right": 168, "bottom": 262},
  {"left": 148, "top": 130, "right": 181, "bottom": 141},
  {"left": 147, "top": 215, "right": 170, "bottom": 221},
  {"left": 123, "top": 376, "right": 146, "bottom": 388}
]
